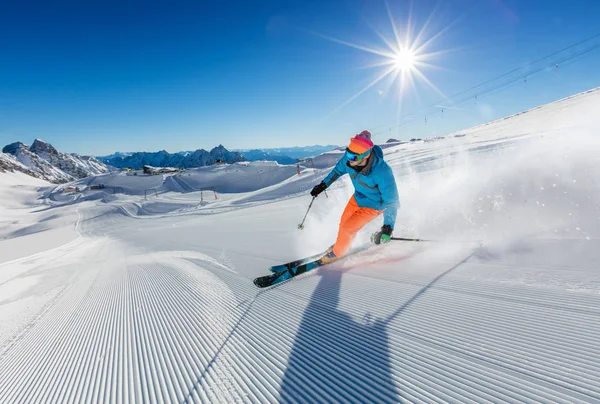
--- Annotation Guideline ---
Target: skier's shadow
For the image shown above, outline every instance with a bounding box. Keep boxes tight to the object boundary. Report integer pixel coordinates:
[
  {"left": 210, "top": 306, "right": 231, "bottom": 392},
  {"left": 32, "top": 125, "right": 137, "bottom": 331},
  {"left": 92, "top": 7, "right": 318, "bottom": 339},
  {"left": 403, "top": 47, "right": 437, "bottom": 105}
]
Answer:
[
  {"left": 278, "top": 249, "right": 474, "bottom": 403},
  {"left": 278, "top": 263, "right": 400, "bottom": 403}
]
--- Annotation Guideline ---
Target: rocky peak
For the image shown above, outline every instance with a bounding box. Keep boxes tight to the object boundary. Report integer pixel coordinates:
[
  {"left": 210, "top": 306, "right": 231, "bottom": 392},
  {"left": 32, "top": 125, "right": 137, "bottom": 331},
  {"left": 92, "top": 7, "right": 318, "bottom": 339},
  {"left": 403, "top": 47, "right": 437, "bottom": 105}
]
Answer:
[
  {"left": 2, "top": 142, "right": 29, "bottom": 155},
  {"left": 1, "top": 138, "right": 110, "bottom": 183},
  {"left": 30, "top": 138, "right": 59, "bottom": 156}
]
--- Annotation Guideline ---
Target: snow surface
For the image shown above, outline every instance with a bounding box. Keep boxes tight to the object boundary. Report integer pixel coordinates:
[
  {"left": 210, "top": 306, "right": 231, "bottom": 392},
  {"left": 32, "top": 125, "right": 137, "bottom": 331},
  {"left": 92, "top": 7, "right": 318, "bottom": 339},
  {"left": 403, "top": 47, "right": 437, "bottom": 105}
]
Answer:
[{"left": 0, "top": 88, "right": 600, "bottom": 403}]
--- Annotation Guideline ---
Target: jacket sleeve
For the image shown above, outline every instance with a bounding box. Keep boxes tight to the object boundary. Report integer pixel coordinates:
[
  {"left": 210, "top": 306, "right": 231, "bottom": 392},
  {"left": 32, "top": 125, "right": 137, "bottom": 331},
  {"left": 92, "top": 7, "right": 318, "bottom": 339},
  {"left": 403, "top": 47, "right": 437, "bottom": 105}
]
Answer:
[
  {"left": 322, "top": 155, "right": 347, "bottom": 187},
  {"left": 379, "top": 165, "right": 400, "bottom": 229}
]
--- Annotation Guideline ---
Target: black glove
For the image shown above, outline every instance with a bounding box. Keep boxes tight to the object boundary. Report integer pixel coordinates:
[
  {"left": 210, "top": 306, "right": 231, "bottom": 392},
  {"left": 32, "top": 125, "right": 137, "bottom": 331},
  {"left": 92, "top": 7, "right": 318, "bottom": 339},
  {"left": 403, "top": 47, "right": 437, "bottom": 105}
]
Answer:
[
  {"left": 310, "top": 181, "right": 327, "bottom": 197},
  {"left": 371, "top": 224, "right": 393, "bottom": 245}
]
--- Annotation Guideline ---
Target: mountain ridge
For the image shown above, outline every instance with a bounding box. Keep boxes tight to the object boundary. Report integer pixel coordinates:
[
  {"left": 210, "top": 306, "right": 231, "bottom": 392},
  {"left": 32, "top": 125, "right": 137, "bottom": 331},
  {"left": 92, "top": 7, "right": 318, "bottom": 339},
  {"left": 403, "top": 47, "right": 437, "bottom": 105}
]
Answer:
[
  {"left": 2, "top": 139, "right": 110, "bottom": 183},
  {"left": 98, "top": 144, "right": 246, "bottom": 169}
]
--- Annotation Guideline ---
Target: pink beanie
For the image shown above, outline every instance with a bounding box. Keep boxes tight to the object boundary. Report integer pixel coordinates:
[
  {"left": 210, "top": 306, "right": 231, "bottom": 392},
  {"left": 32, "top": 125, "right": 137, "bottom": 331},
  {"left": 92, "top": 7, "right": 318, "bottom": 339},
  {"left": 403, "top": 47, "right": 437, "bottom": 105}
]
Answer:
[{"left": 348, "top": 130, "right": 374, "bottom": 154}]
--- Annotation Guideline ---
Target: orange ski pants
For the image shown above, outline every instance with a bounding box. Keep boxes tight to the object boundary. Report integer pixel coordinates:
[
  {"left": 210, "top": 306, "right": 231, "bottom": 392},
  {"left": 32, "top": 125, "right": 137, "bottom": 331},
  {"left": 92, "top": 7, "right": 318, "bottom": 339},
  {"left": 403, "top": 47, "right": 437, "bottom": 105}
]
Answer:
[{"left": 332, "top": 196, "right": 383, "bottom": 257}]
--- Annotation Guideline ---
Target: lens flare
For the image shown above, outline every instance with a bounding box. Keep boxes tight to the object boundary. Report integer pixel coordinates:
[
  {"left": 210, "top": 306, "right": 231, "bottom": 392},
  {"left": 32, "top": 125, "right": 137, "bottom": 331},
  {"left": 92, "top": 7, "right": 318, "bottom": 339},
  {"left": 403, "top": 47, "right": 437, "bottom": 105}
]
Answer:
[{"left": 315, "top": 1, "right": 455, "bottom": 121}]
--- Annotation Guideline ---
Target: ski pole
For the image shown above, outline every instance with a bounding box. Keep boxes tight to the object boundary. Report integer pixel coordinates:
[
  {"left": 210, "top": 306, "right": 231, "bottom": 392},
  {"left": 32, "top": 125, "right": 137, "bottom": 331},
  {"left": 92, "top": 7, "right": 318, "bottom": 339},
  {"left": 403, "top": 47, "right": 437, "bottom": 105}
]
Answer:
[
  {"left": 391, "top": 237, "right": 482, "bottom": 244},
  {"left": 297, "top": 196, "right": 316, "bottom": 230},
  {"left": 391, "top": 237, "right": 440, "bottom": 242}
]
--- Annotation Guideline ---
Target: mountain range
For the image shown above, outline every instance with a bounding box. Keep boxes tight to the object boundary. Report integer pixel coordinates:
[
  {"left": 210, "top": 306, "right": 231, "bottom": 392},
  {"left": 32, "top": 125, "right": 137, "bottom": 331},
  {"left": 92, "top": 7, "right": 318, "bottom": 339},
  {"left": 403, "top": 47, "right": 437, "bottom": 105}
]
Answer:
[
  {"left": 233, "top": 145, "right": 340, "bottom": 162},
  {"left": 98, "top": 145, "right": 341, "bottom": 168},
  {"left": 1, "top": 141, "right": 342, "bottom": 184},
  {"left": 97, "top": 145, "right": 246, "bottom": 169}
]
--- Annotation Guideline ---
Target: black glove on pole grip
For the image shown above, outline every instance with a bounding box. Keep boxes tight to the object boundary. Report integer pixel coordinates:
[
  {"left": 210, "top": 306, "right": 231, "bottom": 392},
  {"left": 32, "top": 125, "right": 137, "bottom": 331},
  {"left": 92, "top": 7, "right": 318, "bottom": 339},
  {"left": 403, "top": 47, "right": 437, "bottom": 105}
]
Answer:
[{"left": 310, "top": 181, "right": 327, "bottom": 197}]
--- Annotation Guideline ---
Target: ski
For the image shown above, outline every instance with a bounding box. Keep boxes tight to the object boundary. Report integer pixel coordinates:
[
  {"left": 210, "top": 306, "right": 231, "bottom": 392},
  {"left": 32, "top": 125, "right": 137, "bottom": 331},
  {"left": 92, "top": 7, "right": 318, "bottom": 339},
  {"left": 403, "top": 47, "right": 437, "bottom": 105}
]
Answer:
[
  {"left": 268, "top": 251, "right": 326, "bottom": 273},
  {"left": 254, "top": 259, "right": 323, "bottom": 288},
  {"left": 255, "top": 243, "right": 375, "bottom": 288}
]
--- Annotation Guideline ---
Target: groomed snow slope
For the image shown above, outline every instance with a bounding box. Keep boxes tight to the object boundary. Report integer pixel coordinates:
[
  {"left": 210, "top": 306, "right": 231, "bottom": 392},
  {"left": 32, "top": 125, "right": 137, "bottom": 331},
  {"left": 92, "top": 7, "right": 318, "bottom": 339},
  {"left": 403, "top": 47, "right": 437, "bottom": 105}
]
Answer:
[{"left": 0, "top": 88, "right": 599, "bottom": 403}]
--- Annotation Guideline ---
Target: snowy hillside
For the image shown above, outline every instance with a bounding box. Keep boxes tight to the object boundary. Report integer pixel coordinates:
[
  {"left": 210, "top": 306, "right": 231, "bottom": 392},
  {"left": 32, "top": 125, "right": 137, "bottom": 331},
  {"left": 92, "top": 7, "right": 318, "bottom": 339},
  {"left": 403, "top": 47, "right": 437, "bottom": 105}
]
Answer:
[
  {"left": 0, "top": 88, "right": 599, "bottom": 403},
  {"left": 0, "top": 152, "right": 39, "bottom": 178},
  {"left": 2, "top": 139, "right": 110, "bottom": 183}
]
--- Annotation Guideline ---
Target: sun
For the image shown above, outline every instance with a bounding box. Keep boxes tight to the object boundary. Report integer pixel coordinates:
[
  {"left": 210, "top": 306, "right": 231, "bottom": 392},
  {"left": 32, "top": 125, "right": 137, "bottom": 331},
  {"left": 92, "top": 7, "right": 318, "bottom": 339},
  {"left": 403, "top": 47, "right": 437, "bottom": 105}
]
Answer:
[
  {"left": 394, "top": 48, "right": 415, "bottom": 72},
  {"left": 315, "top": 1, "right": 452, "bottom": 120}
]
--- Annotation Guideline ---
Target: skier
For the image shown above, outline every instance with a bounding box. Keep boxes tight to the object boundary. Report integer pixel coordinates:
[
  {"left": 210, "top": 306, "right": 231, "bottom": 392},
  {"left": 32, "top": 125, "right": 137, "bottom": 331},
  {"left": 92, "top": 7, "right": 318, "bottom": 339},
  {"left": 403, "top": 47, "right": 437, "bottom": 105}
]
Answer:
[{"left": 310, "top": 130, "right": 400, "bottom": 264}]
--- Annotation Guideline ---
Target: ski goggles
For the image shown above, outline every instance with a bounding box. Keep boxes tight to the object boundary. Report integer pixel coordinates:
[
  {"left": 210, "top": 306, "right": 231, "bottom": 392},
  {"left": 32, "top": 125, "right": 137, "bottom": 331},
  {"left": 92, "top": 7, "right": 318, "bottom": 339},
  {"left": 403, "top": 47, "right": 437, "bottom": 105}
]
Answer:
[{"left": 346, "top": 148, "right": 371, "bottom": 161}]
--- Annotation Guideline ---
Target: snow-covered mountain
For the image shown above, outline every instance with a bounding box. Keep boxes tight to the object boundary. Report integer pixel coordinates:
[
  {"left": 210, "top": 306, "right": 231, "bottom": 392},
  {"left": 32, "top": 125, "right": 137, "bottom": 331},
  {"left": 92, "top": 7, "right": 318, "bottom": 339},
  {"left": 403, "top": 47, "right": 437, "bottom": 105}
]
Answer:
[
  {"left": 99, "top": 144, "right": 246, "bottom": 169},
  {"left": 2, "top": 142, "right": 75, "bottom": 183},
  {"left": 96, "top": 151, "right": 134, "bottom": 161},
  {"left": 29, "top": 139, "right": 110, "bottom": 178},
  {"left": 239, "top": 149, "right": 297, "bottom": 164},
  {"left": 234, "top": 144, "right": 340, "bottom": 160},
  {"left": 0, "top": 152, "right": 40, "bottom": 178},
  {"left": 2, "top": 139, "right": 110, "bottom": 183},
  {"left": 98, "top": 145, "right": 339, "bottom": 169}
]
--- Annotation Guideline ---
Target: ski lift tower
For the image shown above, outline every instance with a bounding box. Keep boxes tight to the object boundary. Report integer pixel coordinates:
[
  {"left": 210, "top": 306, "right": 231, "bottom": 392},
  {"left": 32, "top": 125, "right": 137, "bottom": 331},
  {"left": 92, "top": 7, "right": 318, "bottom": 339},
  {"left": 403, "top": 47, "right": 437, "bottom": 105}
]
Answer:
[{"left": 296, "top": 158, "right": 316, "bottom": 175}]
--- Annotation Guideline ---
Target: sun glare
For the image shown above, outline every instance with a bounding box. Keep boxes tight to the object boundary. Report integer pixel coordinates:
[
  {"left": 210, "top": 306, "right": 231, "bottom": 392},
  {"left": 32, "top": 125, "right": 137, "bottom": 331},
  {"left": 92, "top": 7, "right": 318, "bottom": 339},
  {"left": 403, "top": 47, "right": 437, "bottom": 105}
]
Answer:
[
  {"left": 319, "top": 1, "right": 451, "bottom": 121},
  {"left": 394, "top": 49, "right": 415, "bottom": 71}
]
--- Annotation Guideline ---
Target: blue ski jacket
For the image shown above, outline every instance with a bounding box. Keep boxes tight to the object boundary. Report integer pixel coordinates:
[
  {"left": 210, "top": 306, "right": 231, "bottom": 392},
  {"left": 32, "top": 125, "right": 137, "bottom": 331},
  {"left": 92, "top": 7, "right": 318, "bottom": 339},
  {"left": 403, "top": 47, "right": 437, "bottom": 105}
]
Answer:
[{"left": 323, "top": 145, "right": 400, "bottom": 229}]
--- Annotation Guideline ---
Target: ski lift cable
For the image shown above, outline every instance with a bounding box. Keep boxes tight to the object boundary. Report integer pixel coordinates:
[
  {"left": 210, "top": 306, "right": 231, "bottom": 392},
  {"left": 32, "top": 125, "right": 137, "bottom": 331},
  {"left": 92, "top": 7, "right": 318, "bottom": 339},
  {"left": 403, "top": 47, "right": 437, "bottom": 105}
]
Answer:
[
  {"left": 371, "top": 41, "right": 600, "bottom": 135},
  {"left": 368, "top": 32, "right": 600, "bottom": 135}
]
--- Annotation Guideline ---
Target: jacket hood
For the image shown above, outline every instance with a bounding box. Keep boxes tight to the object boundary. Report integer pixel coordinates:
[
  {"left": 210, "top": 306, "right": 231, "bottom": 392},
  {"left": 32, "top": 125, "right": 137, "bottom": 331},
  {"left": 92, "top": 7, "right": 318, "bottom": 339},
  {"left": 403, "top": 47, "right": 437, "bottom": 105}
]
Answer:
[
  {"left": 372, "top": 145, "right": 384, "bottom": 159},
  {"left": 362, "top": 145, "right": 384, "bottom": 175}
]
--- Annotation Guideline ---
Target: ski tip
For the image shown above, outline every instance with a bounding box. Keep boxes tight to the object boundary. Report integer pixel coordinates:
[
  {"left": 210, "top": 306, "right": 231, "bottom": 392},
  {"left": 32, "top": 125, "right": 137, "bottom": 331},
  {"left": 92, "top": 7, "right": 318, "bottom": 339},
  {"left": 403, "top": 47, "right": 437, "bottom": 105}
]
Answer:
[{"left": 254, "top": 276, "right": 274, "bottom": 288}]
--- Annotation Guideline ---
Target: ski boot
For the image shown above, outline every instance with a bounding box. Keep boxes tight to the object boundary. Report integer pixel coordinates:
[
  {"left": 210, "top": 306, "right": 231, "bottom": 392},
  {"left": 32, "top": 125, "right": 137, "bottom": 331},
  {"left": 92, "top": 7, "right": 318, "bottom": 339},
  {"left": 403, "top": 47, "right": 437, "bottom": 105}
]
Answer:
[{"left": 317, "top": 246, "right": 339, "bottom": 265}]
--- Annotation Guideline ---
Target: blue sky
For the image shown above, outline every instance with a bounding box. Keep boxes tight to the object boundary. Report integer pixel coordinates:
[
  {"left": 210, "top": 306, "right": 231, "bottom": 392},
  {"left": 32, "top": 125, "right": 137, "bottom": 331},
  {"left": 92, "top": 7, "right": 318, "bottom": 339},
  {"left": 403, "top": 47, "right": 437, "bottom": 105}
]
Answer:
[{"left": 1, "top": 0, "right": 599, "bottom": 155}]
